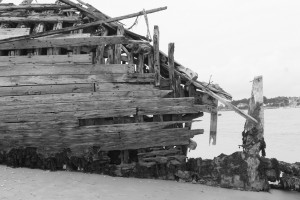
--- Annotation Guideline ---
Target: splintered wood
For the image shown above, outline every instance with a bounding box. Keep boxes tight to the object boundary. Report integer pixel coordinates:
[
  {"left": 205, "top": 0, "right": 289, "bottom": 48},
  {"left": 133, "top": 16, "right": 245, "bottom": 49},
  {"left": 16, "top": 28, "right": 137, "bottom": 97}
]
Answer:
[{"left": 0, "top": 0, "right": 233, "bottom": 170}]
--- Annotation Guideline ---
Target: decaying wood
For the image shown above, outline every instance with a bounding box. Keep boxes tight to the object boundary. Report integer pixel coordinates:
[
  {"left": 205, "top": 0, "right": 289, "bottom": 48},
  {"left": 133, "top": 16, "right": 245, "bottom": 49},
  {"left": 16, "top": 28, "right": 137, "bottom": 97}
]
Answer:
[
  {"left": 0, "top": 91, "right": 173, "bottom": 106},
  {"left": 153, "top": 25, "right": 160, "bottom": 86},
  {"left": 0, "top": 28, "right": 30, "bottom": 40},
  {"left": 168, "top": 43, "right": 175, "bottom": 96},
  {"left": 0, "top": 64, "right": 135, "bottom": 76},
  {"left": 0, "top": 15, "right": 80, "bottom": 23},
  {"left": 0, "top": 4, "right": 72, "bottom": 11},
  {"left": 209, "top": 112, "right": 218, "bottom": 145},
  {"left": 0, "top": 6, "right": 167, "bottom": 44},
  {"left": 0, "top": 84, "right": 94, "bottom": 97},
  {"left": 0, "top": 54, "right": 92, "bottom": 66}
]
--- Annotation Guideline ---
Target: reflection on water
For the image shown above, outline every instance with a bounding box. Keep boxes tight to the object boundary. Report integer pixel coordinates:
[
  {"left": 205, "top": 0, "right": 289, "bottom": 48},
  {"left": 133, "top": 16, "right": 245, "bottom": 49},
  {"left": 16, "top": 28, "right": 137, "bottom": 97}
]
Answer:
[{"left": 188, "top": 107, "right": 300, "bottom": 163}]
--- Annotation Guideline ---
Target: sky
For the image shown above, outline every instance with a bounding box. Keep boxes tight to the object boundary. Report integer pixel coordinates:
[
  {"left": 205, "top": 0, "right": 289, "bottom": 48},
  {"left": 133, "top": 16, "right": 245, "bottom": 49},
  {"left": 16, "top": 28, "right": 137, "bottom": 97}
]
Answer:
[{"left": 8, "top": 0, "right": 300, "bottom": 99}]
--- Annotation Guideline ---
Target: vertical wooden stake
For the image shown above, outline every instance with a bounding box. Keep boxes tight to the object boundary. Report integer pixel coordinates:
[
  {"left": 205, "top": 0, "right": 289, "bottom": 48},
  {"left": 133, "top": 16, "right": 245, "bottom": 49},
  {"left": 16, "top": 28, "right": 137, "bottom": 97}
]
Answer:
[
  {"left": 137, "top": 54, "right": 144, "bottom": 73},
  {"left": 209, "top": 111, "right": 218, "bottom": 145},
  {"left": 168, "top": 43, "right": 175, "bottom": 97},
  {"left": 114, "top": 25, "right": 124, "bottom": 64},
  {"left": 153, "top": 25, "right": 160, "bottom": 86},
  {"left": 243, "top": 76, "right": 268, "bottom": 190}
]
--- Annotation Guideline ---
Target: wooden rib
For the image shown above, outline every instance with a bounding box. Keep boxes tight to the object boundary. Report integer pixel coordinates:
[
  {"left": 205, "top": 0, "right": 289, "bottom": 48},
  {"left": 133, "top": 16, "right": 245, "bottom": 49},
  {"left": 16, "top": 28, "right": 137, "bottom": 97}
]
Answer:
[
  {"left": 0, "top": 64, "right": 135, "bottom": 76},
  {"left": 0, "top": 73, "right": 154, "bottom": 86}
]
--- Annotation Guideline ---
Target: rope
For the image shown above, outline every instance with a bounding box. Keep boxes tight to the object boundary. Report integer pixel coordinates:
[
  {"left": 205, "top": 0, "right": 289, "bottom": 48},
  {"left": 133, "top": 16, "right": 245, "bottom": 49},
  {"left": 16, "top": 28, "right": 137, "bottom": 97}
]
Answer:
[
  {"left": 127, "top": 15, "right": 139, "bottom": 30},
  {"left": 143, "top": 9, "right": 152, "bottom": 41}
]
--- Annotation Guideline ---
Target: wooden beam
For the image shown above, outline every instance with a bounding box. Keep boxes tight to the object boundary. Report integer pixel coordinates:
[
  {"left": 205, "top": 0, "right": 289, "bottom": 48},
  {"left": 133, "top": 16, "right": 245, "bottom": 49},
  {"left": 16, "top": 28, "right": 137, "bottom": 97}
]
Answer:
[
  {"left": 0, "top": 54, "right": 92, "bottom": 66},
  {"left": 0, "top": 4, "right": 72, "bottom": 11},
  {"left": 0, "top": 91, "right": 173, "bottom": 106},
  {"left": 95, "top": 83, "right": 155, "bottom": 91},
  {"left": 0, "top": 36, "right": 147, "bottom": 50},
  {"left": 209, "top": 112, "right": 218, "bottom": 145},
  {"left": 114, "top": 25, "right": 124, "bottom": 64},
  {"left": 153, "top": 25, "right": 160, "bottom": 86},
  {"left": 0, "top": 64, "right": 135, "bottom": 76},
  {"left": 0, "top": 97, "right": 195, "bottom": 116},
  {"left": 0, "top": 28, "right": 30, "bottom": 40},
  {"left": 0, "top": 6, "right": 168, "bottom": 44},
  {"left": 0, "top": 73, "right": 154, "bottom": 87},
  {"left": 0, "top": 128, "right": 202, "bottom": 152},
  {"left": 0, "top": 84, "right": 94, "bottom": 97},
  {"left": 168, "top": 43, "right": 175, "bottom": 96}
]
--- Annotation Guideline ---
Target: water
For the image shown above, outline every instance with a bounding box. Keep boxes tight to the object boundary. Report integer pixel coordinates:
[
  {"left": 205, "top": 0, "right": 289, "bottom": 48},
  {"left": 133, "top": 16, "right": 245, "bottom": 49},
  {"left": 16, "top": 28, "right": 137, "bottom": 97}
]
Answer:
[{"left": 188, "top": 107, "right": 300, "bottom": 163}]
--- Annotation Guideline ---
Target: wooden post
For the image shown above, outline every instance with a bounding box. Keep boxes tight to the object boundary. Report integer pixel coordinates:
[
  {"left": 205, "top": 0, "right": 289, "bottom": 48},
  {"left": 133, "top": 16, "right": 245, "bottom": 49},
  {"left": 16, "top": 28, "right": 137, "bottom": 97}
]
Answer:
[
  {"left": 114, "top": 25, "right": 124, "bottom": 64},
  {"left": 95, "top": 26, "right": 108, "bottom": 64},
  {"left": 168, "top": 43, "right": 175, "bottom": 97},
  {"left": 209, "top": 111, "right": 218, "bottom": 145},
  {"left": 243, "top": 76, "right": 268, "bottom": 190},
  {"left": 33, "top": 22, "right": 45, "bottom": 55},
  {"left": 148, "top": 54, "right": 154, "bottom": 73},
  {"left": 153, "top": 25, "right": 160, "bottom": 86},
  {"left": 137, "top": 54, "right": 144, "bottom": 73}
]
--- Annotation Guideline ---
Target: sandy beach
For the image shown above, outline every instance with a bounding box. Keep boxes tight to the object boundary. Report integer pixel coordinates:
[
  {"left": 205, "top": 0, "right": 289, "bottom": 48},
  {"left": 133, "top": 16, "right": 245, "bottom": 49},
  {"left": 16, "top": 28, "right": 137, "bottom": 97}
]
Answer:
[{"left": 0, "top": 165, "right": 299, "bottom": 200}]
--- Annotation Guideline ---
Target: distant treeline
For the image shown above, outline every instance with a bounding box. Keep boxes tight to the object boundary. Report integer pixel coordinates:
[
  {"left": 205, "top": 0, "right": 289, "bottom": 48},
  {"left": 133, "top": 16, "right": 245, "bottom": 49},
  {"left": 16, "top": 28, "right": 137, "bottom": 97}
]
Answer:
[{"left": 231, "top": 96, "right": 299, "bottom": 107}]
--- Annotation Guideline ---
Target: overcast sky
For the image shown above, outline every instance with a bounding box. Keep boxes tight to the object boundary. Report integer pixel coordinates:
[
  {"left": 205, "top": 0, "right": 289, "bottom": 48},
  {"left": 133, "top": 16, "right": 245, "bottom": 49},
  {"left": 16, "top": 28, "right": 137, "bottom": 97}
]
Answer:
[{"left": 10, "top": 0, "right": 300, "bottom": 99}]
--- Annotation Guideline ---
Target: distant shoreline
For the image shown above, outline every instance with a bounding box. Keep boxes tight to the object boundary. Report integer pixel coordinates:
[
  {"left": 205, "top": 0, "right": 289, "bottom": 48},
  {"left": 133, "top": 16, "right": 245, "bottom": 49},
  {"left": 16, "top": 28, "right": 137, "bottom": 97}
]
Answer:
[{"left": 218, "top": 106, "right": 300, "bottom": 112}]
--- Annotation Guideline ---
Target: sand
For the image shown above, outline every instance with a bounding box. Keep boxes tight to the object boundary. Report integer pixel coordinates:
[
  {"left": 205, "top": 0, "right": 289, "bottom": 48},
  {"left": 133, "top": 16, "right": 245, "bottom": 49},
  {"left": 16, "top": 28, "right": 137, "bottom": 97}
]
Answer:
[{"left": 0, "top": 165, "right": 299, "bottom": 200}]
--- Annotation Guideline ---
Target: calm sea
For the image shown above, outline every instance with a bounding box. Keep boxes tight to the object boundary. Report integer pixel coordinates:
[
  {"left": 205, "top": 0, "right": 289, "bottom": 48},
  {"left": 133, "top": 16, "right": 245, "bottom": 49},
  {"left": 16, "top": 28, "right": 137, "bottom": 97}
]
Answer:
[{"left": 188, "top": 107, "right": 300, "bottom": 163}]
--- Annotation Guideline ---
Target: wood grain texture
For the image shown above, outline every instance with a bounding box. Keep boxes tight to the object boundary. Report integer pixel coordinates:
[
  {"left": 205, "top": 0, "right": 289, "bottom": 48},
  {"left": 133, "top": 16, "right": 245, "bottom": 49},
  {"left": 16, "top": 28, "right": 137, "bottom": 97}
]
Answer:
[
  {"left": 0, "top": 128, "right": 202, "bottom": 152},
  {"left": 0, "top": 54, "right": 92, "bottom": 66},
  {"left": 0, "top": 84, "right": 94, "bottom": 97},
  {"left": 0, "top": 91, "right": 173, "bottom": 106},
  {"left": 0, "top": 15, "right": 80, "bottom": 23},
  {"left": 0, "top": 36, "right": 147, "bottom": 50},
  {"left": 0, "top": 28, "right": 30, "bottom": 40},
  {"left": 0, "top": 73, "right": 154, "bottom": 86},
  {"left": 0, "top": 64, "right": 135, "bottom": 76}
]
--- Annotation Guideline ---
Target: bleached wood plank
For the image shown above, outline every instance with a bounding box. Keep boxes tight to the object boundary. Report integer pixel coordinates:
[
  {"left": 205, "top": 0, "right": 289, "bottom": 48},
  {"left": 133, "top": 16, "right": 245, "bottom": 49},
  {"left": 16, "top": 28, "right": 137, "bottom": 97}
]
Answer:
[
  {"left": 0, "top": 73, "right": 154, "bottom": 86},
  {"left": 0, "top": 54, "right": 92, "bottom": 66},
  {"left": 0, "top": 64, "right": 135, "bottom": 76},
  {"left": 0, "top": 28, "right": 30, "bottom": 40},
  {"left": 0, "top": 90, "right": 172, "bottom": 106},
  {"left": 0, "top": 84, "right": 94, "bottom": 97}
]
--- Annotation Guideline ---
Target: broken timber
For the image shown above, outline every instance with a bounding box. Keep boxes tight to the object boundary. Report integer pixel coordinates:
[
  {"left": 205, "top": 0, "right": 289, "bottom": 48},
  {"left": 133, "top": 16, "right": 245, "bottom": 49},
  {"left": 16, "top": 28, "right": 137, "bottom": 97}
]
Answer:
[{"left": 0, "top": 0, "right": 255, "bottom": 182}]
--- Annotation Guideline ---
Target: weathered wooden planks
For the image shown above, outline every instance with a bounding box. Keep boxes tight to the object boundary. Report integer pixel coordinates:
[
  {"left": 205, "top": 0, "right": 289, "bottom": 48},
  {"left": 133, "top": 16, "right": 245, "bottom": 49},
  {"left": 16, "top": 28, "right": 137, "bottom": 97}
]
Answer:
[
  {"left": 0, "top": 54, "right": 92, "bottom": 66},
  {"left": 0, "top": 84, "right": 94, "bottom": 97},
  {"left": 95, "top": 83, "right": 157, "bottom": 91},
  {"left": 0, "top": 36, "right": 148, "bottom": 50},
  {"left": 0, "top": 97, "right": 195, "bottom": 115},
  {"left": 0, "top": 28, "right": 30, "bottom": 40},
  {"left": 0, "top": 128, "right": 203, "bottom": 152},
  {"left": 0, "top": 91, "right": 173, "bottom": 106},
  {"left": 0, "top": 4, "right": 72, "bottom": 11},
  {"left": 0, "top": 64, "right": 135, "bottom": 76},
  {"left": 139, "top": 104, "right": 217, "bottom": 115},
  {"left": 0, "top": 73, "right": 154, "bottom": 86},
  {"left": 0, "top": 15, "right": 80, "bottom": 23}
]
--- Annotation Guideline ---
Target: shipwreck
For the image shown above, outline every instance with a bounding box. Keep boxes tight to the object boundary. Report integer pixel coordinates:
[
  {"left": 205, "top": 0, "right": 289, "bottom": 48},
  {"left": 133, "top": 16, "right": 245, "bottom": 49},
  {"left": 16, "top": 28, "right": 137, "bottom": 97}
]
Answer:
[{"left": 1, "top": 0, "right": 298, "bottom": 192}]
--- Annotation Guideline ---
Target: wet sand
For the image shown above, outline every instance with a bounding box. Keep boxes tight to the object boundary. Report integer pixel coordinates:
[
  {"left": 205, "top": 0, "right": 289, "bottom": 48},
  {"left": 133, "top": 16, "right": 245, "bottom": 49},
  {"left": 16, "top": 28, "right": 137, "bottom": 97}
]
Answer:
[{"left": 0, "top": 165, "right": 299, "bottom": 200}]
